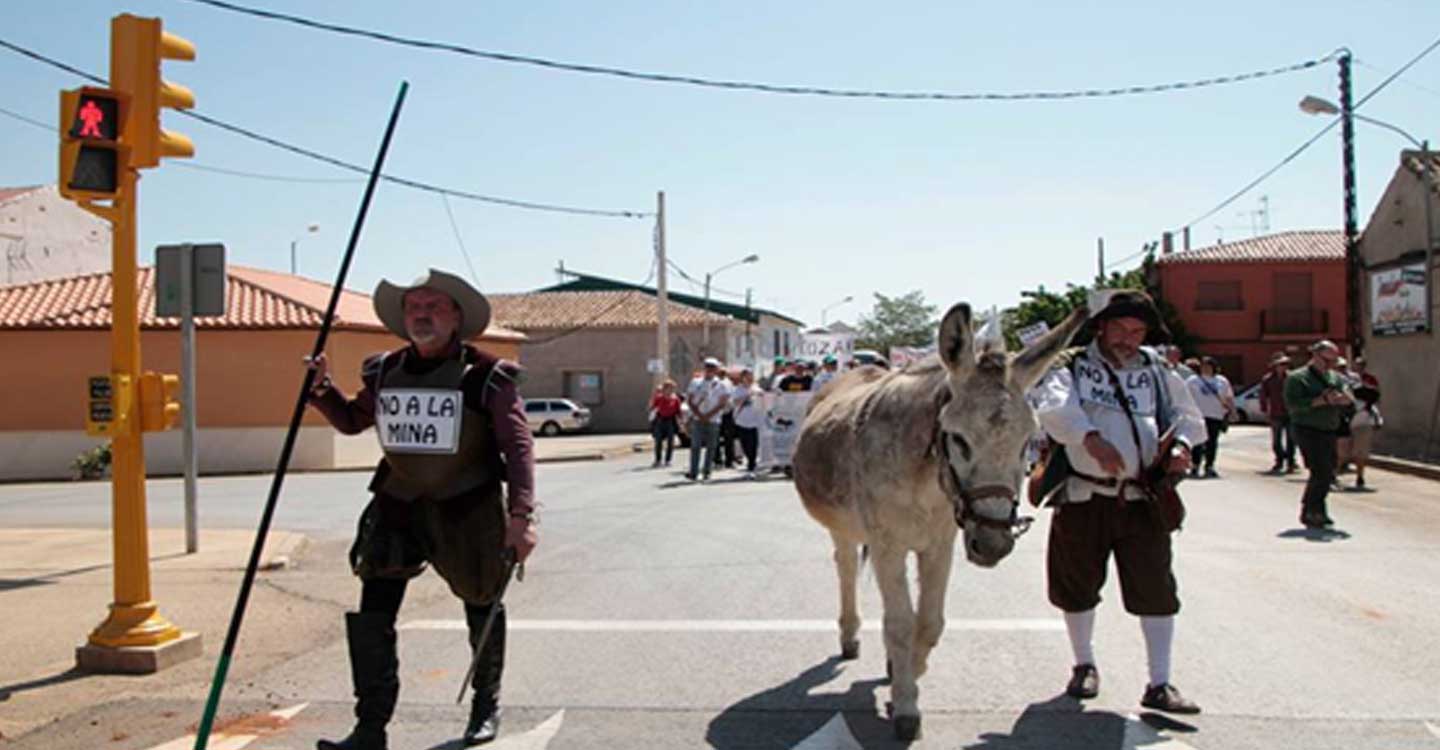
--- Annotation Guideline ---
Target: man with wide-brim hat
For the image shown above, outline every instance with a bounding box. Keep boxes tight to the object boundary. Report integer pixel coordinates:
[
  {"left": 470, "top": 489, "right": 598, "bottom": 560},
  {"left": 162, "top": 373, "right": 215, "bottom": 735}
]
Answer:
[
  {"left": 306, "top": 268, "right": 535, "bottom": 748},
  {"left": 1260, "top": 351, "right": 1297, "bottom": 473},
  {"left": 1032, "top": 288, "right": 1207, "bottom": 714}
]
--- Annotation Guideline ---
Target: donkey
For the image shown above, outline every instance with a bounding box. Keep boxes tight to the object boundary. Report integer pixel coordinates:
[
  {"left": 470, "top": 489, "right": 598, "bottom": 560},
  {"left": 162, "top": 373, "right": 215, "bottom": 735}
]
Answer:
[{"left": 792, "top": 302, "right": 1087, "bottom": 740}]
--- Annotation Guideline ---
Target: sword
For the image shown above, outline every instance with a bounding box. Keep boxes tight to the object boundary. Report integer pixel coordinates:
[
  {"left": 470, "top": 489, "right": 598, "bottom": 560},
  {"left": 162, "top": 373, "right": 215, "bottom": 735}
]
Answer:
[{"left": 456, "top": 549, "right": 519, "bottom": 704}]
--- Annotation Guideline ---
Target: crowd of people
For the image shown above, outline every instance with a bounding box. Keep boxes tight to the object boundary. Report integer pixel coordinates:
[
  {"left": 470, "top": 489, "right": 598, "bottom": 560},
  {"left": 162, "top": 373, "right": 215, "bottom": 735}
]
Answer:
[{"left": 647, "top": 353, "right": 852, "bottom": 482}]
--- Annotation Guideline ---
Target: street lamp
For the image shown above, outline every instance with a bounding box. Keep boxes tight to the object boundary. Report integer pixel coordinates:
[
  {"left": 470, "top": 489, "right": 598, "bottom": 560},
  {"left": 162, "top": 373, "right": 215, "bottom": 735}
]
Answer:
[
  {"left": 821, "top": 295, "right": 854, "bottom": 326},
  {"left": 289, "top": 223, "right": 320, "bottom": 276},
  {"left": 1301, "top": 95, "right": 1434, "bottom": 334},
  {"left": 703, "top": 253, "right": 759, "bottom": 356}
]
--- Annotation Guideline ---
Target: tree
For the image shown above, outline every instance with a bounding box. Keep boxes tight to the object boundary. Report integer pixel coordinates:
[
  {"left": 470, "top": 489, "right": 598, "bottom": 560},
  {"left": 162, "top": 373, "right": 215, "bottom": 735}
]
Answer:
[
  {"left": 856, "top": 290, "right": 939, "bottom": 353},
  {"left": 1003, "top": 255, "right": 1196, "bottom": 352}
]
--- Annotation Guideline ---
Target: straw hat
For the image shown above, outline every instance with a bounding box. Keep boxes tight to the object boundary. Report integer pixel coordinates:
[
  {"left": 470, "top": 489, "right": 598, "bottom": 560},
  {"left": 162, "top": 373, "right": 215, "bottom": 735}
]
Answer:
[{"left": 373, "top": 268, "right": 491, "bottom": 341}]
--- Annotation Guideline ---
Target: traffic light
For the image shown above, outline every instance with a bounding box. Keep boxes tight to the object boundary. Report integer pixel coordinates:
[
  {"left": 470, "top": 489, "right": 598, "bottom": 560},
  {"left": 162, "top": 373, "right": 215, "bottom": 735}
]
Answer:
[
  {"left": 58, "top": 87, "right": 130, "bottom": 201},
  {"left": 111, "top": 14, "right": 195, "bottom": 169},
  {"left": 138, "top": 371, "right": 182, "bottom": 432}
]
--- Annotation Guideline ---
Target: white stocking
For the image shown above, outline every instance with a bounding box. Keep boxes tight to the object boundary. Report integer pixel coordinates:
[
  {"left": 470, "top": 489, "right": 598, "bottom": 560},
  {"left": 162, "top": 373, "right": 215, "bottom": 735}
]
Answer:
[
  {"left": 1141, "top": 615, "right": 1174, "bottom": 687},
  {"left": 1064, "top": 609, "right": 1096, "bottom": 666}
]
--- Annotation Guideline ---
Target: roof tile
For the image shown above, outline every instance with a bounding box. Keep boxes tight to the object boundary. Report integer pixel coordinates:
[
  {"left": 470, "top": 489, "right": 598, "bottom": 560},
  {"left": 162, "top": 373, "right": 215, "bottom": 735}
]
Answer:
[
  {"left": 1156, "top": 230, "right": 1345, "bottom": 265},
  {"left": 489, "top": 290, "right": 733, "bottom": 330}
]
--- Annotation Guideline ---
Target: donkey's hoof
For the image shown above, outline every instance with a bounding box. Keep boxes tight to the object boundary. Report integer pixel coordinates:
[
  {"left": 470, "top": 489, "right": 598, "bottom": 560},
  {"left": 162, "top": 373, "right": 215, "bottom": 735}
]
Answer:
[
  {"left": 894, "top": 715, "right": 922, "bottom": 740},
  {"left": 840, "top": 640, "right": 860, "bottom": 660}
]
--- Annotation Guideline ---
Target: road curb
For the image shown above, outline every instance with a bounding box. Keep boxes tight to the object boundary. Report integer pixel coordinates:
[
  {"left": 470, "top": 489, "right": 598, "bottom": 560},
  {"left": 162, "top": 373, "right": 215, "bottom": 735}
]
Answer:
[
  {"left": 1369, "top": 454, "right": 1440, "bottom": 482},
  {"left": 536, "top": 441, "right": 647, "bottom": 464}
]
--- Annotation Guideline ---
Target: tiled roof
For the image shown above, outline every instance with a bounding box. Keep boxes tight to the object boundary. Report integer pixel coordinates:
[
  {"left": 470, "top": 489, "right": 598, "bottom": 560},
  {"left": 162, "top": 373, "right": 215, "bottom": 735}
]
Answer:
[
  {"left": 1156, "top": 230, "right": 1345, "bottom": 265},
  {"left": 0, "top": 185, "right": 43, "bottom": 205},
  {"left": 0, "top": 265, "right": 524, "bottom": 340},
  {"left": 1402, "top": 149, "right": 1440, "bottom": 192},
  {"left": 489, "top": 290, "right": 734, "bottom": 330}
]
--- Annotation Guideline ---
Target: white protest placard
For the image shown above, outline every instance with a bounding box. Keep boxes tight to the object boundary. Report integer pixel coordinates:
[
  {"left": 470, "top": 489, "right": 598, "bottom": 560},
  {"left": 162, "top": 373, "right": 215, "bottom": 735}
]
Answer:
[
  {"left": 767, "top": 391, "right": 813, "bottom": 466},
  {"left": 889, "top": 345, "right": 936, "bottom": 369},
  {"left": 797, "top": 332, "right": 856, "bottom": 364},
  {"left": 1017, "top": 321, "right": 1051, "bottom": 347},
  {"left": 376, "top": 389, "right": 464, "bottom": 454}
]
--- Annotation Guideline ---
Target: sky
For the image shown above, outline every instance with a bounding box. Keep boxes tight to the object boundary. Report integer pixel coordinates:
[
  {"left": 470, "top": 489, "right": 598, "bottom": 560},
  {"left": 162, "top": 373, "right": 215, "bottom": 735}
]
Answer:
[{"left": 3, "top": 0, "right": 1439, "bottom": 328}]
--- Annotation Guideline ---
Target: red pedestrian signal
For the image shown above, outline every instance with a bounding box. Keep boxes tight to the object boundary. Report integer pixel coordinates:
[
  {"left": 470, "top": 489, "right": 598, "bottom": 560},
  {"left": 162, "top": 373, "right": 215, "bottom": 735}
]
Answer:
[
  {"left": 59, "top": 87, "right": 130, "bottom": 201},
  {"left": 71, "top": 93, "right": 120, "bottom": 141}
]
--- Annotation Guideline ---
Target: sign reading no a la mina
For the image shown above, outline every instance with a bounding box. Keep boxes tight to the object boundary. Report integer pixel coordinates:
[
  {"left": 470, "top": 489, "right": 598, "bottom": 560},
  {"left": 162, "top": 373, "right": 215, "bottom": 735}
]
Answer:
[{"left": 376, "top": 389, "right": 463, "bottom": 454}]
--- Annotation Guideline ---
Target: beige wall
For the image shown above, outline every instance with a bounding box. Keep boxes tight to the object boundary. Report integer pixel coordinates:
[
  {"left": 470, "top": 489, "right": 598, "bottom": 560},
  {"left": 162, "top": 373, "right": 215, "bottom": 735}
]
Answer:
[
  {"left": 0, "top": 326, "right": 521, "bottom": 478},
  {"left": 1359, "top": 164, "right": 1440, "bottom": 460},
  {"left": 515, "top": 324, "right": 726, "bottom": 432}
]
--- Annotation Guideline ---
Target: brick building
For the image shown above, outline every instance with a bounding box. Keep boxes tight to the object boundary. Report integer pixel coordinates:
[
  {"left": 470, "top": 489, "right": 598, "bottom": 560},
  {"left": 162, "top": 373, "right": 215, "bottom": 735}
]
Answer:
[{"left": 1154, "top": 230, "right": 1347, "bottom": 387}]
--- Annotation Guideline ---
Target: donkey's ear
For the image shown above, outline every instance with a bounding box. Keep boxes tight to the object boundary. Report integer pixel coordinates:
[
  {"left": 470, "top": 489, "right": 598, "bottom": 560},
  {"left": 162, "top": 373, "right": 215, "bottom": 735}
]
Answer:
[
  {"left": 1011, "top": 305, "right": 1090, "bottom": 389},
  {"left": 938, "top": 303, "right": 975, "bottom": 376}
]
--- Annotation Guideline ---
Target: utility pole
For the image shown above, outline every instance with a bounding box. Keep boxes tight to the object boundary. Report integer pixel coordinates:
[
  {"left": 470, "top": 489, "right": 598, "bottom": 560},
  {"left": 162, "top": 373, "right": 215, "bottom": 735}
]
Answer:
[
  {"left": 1339, "top": 51, "right": 1361, "bottom": 355},
  {"left": 744, "top": 287, "right": 753, "bottom": 371},
  {"left": 1096, "top": 237, "right": 1106, "bottom": 285},
  {"left": 655, "top": 191, "right": 669, "bottom": 384}
]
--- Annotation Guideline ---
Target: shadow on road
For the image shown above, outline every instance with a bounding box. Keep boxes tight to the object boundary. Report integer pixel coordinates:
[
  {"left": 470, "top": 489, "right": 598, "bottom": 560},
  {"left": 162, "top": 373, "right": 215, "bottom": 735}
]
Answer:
[
  {"left": 1276, "top": 527, "right": 1352, "bottom": 542},
  {"left": 705, "top": 655, "right": 900, "bottom": 749},
  {"left": 0, "top": 666, "right": 89, "bottom": 702},
  {"left": 965, "top": 695, "right": 1198, "bottom": 749}
]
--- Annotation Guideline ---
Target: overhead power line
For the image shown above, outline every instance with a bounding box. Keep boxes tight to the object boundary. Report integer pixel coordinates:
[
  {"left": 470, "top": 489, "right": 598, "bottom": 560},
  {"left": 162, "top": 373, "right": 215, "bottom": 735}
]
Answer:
[
  {"left": 182, "top": 0, "right": 1337, "bottom": 103},
  {"left": 1107, "top": 34, "right": 1440, "bottom": 271},
  {"left": 0, "top": 37, "right": 651, "bottom": 219}
]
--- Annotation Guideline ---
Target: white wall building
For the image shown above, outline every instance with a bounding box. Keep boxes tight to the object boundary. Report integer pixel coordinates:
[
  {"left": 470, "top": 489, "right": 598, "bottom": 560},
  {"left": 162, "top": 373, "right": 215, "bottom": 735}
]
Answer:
[{"left": 0, "top": 185, "right": 111, "bottom": 287}]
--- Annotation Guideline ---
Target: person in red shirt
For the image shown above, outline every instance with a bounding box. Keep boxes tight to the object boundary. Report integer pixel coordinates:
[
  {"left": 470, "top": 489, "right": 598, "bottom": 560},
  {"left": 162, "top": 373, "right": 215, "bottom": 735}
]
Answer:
[
  {"left": 1259, "top": 352, "right": 1297, "bottom": 473},
  {"left": 650, "top": 379, "right": 683, "bottom": 467}
]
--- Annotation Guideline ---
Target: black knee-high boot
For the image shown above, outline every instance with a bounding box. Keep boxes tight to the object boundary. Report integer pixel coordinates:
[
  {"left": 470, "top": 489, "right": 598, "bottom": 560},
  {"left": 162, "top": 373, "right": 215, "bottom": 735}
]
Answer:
[
  {"left": 462, "top": 602, "right": 506, "bottom": 745},
  {"left": 318, "top": 612, "right": 399, "bottom": 750}
]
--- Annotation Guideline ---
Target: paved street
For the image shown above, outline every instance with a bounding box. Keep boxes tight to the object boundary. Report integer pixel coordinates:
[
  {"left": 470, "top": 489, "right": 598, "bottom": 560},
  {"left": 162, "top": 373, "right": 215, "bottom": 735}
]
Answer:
[{"left": 3, "top": 426, "right": 1439, "bottom": 749}]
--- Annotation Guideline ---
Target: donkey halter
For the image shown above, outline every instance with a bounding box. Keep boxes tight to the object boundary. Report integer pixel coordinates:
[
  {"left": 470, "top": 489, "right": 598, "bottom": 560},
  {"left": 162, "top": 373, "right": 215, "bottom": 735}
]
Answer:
[{"left": 935, "top": 426, "right": 1034, "bottom": 540}]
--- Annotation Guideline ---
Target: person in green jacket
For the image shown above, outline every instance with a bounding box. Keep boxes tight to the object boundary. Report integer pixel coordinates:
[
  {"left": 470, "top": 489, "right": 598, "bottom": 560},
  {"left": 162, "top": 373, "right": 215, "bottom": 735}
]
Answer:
[{"left": 1283, "top": 340, "right": 1353, "bottom": 529}]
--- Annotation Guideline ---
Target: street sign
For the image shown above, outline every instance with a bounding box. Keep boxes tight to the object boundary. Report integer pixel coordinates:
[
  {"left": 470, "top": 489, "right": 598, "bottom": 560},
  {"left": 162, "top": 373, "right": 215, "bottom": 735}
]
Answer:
[
  {"left": 155, "top": 243, "right": 225, "bottom": 317},
  {"left": 646, "top": 358, "right": 663, "bottom": 374}
]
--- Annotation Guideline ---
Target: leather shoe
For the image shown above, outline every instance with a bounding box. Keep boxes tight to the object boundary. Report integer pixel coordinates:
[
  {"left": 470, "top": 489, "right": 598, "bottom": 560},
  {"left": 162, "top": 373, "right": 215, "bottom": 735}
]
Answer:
[
  {"left": 463, "top": 703, "right": 501, "bottom": 746},
  {"left": 1141, "top": 683, "right": 1200, "bottom": 714},
  {"left": 1065, "top": 664, "right": 1099, "bottom": 699}
]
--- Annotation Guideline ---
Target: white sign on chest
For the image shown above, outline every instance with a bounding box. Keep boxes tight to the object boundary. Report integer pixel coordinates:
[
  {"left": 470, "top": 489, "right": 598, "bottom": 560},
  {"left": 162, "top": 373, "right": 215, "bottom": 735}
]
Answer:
[
  {"left": 1072, "top": 359, "right": 1157, "bottom": 416},
  {"left": 376, "top": 389, "right": 463, "bottom": 454}
]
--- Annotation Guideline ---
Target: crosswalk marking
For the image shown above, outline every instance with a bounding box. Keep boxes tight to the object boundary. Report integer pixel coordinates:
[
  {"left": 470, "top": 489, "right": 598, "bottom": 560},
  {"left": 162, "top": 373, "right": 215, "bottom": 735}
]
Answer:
[
  {"left": 791, "top": 713, "right": 863, "bottom": 750},
  {"left": 142, "top": 703, "right": 309, "bottom": 750},
  {"left": 400, "top": 618, "right": 1063, "bottom": 632},
  {"left": 1122, "top": 713, "right": 1197, "bottom": 750},
  {"left": 488, "top": 710, "right": 565, "bottom": 749}
]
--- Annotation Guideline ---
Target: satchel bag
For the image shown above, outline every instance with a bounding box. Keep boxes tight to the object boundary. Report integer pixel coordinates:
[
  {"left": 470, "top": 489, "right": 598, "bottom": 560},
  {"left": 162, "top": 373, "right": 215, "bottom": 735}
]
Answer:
[{"left": 1027, "top": 437, "right": 1071, "bottom": 507}]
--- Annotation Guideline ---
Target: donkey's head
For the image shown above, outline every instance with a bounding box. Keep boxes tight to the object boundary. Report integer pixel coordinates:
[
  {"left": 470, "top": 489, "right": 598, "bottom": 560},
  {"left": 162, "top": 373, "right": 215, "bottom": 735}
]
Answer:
[{"left": 935, "top": 303, "right": 1087, "bottom": 567}]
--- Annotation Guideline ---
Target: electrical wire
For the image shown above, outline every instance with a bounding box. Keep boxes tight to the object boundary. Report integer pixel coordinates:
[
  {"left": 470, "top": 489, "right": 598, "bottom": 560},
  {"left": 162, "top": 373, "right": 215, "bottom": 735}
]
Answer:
[
  {"left": 1114, "top": 35, "right": 1440, "bottom": 270},
  {"left": 440, "top": 193, "right": 482, "bottom": 288},
  {"left": 180, "top": 0, "right": 1338, "bottom": 103},
  {"left": 1355, "top": 59, "right": 1440, "bottom": 101},
  {"left": 2, "top": 99, "right": 367, "bottom": 184},
  {"left": 0, "top": 37, "right": 651, "bottom": 219}
]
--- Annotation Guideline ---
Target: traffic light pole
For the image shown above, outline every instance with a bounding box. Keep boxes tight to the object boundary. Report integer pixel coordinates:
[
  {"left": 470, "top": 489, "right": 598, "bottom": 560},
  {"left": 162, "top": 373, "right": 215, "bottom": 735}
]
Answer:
[{"left": 80, "top": 167, "right": 187, "bottom": 653}]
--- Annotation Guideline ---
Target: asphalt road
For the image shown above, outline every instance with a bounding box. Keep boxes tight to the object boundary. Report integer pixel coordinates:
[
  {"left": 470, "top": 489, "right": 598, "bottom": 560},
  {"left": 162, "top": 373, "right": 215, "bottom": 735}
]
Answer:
[{"left": 5, "top": 426, "right": 1440, "bottom": 749}]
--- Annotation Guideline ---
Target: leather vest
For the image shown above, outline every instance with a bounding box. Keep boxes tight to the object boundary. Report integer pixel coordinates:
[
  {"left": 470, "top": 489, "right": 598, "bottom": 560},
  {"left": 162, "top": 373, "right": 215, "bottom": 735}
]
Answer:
[{"left": 373, "top": 351, "right": 502, "bottom": 501}]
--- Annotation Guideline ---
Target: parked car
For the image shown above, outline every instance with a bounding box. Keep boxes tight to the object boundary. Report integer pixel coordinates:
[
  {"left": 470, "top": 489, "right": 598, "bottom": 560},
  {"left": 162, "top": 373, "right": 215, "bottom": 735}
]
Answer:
[
  {"left": 850, "top": 349, "right": 890, "bottom": 369},
  {"left": 1229, "top": 382, "right": 1264, "bottom": 424},
  {"left": 524, "top": 398, "right": 592, "bottom": 436}
]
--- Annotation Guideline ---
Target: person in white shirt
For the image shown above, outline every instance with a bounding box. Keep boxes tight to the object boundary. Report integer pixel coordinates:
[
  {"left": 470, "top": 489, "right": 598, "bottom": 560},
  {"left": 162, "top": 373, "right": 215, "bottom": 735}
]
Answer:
[
  {"left": 1032, "top": 290, "right": 1207, "bottom": 715},
  {"left": 812, "top": 355, "right": 840, "bottom": 391},
  {"left": 685, "top": 357, "right": 730, "bottom": 481},
  {"left": 1185, "top": 357, "right": 1234, "bottom": 479},
  {"left": 730, "top": 368, "right": 765, "bottom": 476}
]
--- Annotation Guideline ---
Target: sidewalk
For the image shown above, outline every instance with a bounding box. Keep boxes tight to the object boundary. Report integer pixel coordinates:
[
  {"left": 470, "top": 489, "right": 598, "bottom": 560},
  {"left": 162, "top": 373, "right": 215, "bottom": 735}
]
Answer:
[{"left": 0, "top": 528, "right": 312, "bottom": 741}]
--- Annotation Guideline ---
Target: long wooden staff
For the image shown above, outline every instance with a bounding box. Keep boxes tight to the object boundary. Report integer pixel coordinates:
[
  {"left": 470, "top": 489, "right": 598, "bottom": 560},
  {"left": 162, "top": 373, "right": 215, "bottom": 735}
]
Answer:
[{"left": 193, "top": 81, "right": 409, "bottom": 750}]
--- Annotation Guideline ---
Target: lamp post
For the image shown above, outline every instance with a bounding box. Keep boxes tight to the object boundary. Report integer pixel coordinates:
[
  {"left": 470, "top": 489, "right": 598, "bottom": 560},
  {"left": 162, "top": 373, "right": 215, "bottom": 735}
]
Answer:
[
  {"left": 289, "top": 223, "right": 320, "bottom": 276},
  {"left": 820, "top": 295, "right": 854, "bottom": 326},
  {"left": 703, "top": 253, "right": 759, "bottom": 357},
  {"left": 1300, "top": 96, "right": 1435, "bottom": 335}
]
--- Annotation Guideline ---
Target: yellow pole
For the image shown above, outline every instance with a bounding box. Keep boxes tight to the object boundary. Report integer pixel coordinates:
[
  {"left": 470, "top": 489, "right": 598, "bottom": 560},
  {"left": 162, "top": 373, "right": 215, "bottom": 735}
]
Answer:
[{"left": 87, "top": 164, "right": 182, "bottom": 649}]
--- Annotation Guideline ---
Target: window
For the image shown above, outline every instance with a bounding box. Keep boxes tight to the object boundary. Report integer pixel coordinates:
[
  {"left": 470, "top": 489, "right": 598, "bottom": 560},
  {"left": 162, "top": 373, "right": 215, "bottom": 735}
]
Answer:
[
  {"left": 563, "top": 371, "right": 604, "bottom": 405},
  {"left": 1195, "top": 281, "right": 1243, "bottom": 311},
  {"left": 784, "top": 331, "right": 792, "bottom": 356},
  {"left": 524, "top": 401, "right": 546, "bottom": 414},
  {"left": 773, "top": 330, "right": 781, "bottom": 358}
]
